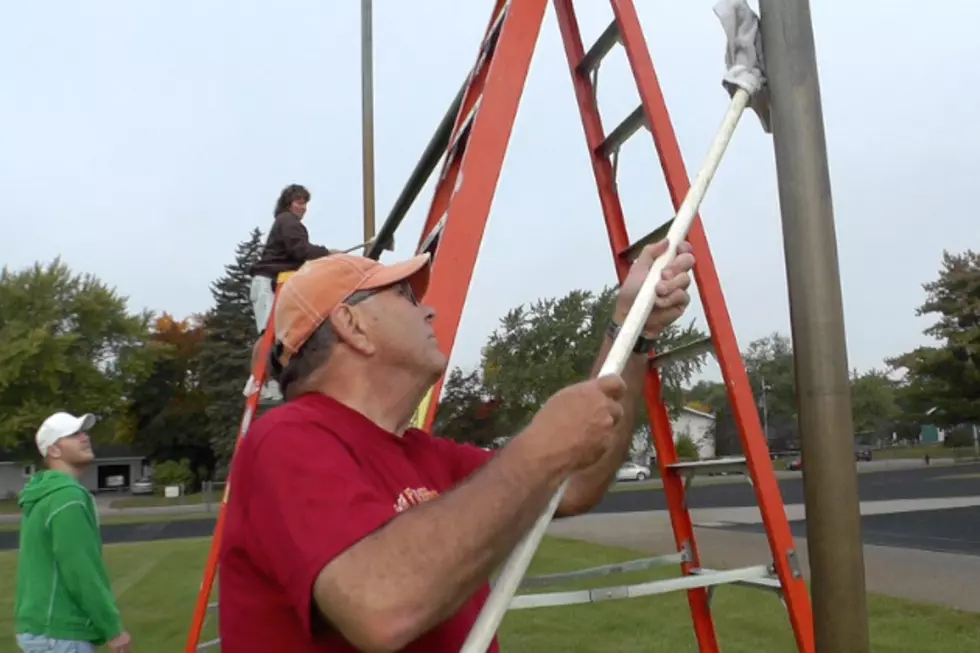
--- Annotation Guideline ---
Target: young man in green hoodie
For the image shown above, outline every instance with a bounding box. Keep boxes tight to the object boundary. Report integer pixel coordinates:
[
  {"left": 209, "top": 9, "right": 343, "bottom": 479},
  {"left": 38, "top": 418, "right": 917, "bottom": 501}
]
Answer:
[{"left": 14, "top": 411, "right": 132, "bottom": 653}]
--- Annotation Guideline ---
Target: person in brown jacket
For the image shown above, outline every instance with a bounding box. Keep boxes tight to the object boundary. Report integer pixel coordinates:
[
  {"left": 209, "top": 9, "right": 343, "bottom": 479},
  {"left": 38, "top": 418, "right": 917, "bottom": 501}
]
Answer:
[{"left": 246, "top": 184, "right": 335, "bottom": 401}]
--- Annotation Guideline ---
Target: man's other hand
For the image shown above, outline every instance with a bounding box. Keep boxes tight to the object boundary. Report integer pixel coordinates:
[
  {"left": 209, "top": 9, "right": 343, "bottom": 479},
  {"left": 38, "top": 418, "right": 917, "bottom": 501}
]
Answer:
[
  {"left": 614, "top": 238, "right": 695, "bottom": 336},
  {"left": 107, "top": 631, "right": 132, "bottom": 653},
  {"left": 529, "top": 374, "right": 627, "bottom": 471}
]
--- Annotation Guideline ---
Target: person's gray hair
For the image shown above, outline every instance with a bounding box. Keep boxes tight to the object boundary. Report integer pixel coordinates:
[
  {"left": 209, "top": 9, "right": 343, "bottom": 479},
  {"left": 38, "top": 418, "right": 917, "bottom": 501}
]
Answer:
[{"left": 278, "top": 288, "right": 378, "bottom": 399}]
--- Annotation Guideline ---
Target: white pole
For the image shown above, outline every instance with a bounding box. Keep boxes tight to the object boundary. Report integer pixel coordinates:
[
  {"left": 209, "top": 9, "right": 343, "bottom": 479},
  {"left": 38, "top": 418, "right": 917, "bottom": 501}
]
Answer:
[{"left": 460, "top": 88, "right": 752, "bottom": 653}]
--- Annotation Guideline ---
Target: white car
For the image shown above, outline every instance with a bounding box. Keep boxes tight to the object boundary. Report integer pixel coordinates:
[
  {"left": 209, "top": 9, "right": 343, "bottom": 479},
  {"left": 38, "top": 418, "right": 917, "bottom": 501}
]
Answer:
[{"left": 616, "top": 462, "right": 652, "bottom": 482}]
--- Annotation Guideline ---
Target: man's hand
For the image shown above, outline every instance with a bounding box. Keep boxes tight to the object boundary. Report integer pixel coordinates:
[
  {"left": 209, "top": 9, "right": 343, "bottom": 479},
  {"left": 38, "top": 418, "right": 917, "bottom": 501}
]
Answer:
[
  {"left": 107, "top": 631, "right": 132, "bottom": 653},
  {"left": 614, "top": 238, "right": 695, "bottom": 336},
  {"left": 528, "top": 374, "right": 627, "bottom": 472}
]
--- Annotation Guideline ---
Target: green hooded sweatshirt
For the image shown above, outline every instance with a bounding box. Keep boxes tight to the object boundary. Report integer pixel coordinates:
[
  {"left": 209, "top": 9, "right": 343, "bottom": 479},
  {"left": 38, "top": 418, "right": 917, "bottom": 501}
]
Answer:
[{"left": 14, "top": 470, "right": 123, "bottom": 645}]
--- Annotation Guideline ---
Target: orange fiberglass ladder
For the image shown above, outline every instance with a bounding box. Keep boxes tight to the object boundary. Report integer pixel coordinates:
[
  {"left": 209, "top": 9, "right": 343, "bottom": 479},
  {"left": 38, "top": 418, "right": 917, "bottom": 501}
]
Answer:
[{"left": 185, "top": 1, "right": 816, "bottom": 651}]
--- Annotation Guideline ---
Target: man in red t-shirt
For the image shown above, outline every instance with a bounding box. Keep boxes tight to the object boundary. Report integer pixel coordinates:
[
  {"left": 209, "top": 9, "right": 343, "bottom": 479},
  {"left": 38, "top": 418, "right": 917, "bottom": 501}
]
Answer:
[{"left": 217, "top": 238, "right": 696, "bottom": 652}]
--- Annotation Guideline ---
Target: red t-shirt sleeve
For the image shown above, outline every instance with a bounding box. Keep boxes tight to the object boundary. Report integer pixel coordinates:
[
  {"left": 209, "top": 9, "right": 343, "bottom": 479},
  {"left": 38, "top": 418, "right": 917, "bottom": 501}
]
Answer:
[
  {"left": 245, "top": 424, "right": 398, "bottom": 638},
  {"left": 427, "top": 435, "right": 495, "bottom": 484}
]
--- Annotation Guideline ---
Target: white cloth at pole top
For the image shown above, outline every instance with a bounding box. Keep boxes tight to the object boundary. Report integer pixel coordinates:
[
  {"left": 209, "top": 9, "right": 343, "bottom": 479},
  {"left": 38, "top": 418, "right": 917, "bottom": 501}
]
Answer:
[{"left": 714, "top": 0, "right": 772, "bottom": 133}]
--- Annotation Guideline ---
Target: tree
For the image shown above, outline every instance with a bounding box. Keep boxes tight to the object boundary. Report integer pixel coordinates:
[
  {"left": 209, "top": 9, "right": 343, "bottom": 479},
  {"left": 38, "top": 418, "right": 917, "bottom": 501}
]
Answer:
[
  {"left": 0, "top": 259, "right": 153, "bottom": 456},
  {"left": 125, "top": 313, "right": 214, "bottom": 483},
  {"left": 849, "top": 368, "right": 899, "bottom": 441},
  {"left": 198, "top": 229, "right": 265, "bottom": 468},
  {"left": 887, "top": 250, "right": 980, "bottom": 426},
  {"left": 432, "top": 367, "right": 499, "bottom": 447},
  {"left": 685, "top": 380, "right": 728, "bottom": 415},
  {"left": 480, "top": 286, "right": 708, "bottom": 437}
]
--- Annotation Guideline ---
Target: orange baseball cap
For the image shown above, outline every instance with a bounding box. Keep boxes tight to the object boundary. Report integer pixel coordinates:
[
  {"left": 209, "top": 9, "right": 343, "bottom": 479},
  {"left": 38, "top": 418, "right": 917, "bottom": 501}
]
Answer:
[{"left": 273, "top": 252, "right": 432, "bottom": 365}]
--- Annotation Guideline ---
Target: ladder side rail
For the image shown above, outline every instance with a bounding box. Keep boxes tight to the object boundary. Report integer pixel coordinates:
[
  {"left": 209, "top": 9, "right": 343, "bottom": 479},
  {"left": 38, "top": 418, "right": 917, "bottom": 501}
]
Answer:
[
  {"left": 184, "top": 289, "right": 283, "bottom": 653},
  {"left": 415, "top": 0, "right": 514, "bottom": 249},
  {"left": 415, "top": 0, "right": 551, "bottom": 432},
  {"left": 608, "top": 0, "right": 815, "bottom": 649},
  {"left": 551, "top": 2, "right": 721, "bottom": 650}
]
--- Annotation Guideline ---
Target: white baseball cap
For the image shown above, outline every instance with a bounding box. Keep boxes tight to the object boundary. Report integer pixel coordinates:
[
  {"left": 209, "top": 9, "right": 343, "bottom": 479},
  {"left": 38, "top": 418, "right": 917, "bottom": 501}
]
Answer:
[{"left": 35, "top": 412, "right": 98, "bottom": 457}]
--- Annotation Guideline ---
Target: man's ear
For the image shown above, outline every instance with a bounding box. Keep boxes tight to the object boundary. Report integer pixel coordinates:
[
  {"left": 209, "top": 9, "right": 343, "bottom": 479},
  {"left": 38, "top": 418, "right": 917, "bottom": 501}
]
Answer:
[{"left": 328, "top": 306, "right": 376, "bottom": 356}]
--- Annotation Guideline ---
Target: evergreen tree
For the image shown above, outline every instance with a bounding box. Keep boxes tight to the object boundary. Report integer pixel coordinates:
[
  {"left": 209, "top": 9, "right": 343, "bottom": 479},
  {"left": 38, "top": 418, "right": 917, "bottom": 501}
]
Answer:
[
  {"left": 888, "top": 249, "right": 980, "bottom": 425},
  {"left": 199, "top": 228, "right": 264, "bottom": 468}
]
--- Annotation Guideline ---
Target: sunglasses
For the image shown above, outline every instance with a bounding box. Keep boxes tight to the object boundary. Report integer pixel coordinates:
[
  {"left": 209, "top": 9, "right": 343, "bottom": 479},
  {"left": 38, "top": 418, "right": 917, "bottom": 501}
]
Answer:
[{"left": 343, "top": 280, "right": 419, "bottom": 308}]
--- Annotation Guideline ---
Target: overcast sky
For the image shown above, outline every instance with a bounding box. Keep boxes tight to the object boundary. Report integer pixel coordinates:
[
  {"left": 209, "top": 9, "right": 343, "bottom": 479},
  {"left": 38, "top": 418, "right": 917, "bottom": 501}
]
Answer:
[{"left": 2, "top": 1, "right": 977, "bottom": 385}]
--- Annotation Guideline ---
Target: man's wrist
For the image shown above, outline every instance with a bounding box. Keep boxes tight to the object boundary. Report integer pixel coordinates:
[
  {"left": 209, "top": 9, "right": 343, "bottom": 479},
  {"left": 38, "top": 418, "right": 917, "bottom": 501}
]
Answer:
[{"left": 606, "top": 319, "right": 657, "bottom": 356}]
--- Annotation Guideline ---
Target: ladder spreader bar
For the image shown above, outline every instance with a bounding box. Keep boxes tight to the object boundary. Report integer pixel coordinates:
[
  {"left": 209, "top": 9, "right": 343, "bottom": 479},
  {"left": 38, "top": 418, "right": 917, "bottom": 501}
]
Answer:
[
  {"left": 691, "top": 567, "right": 784, "bottom": 594},
  {"left": 509, "top": 565, "right": 772, "bottom": 610},
  {"left": 517, "top": 553, "right": 684, "bottom": 590}
]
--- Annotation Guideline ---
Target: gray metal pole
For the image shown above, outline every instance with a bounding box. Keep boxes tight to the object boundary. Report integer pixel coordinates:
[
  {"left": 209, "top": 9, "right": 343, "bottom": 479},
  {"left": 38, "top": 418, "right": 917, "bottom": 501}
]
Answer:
[
  {"left": 757, "top": 1, "right": 871, "bottom": 651},
  {"left": 360, "top": 0, "right": 377, "bottom": 255}
]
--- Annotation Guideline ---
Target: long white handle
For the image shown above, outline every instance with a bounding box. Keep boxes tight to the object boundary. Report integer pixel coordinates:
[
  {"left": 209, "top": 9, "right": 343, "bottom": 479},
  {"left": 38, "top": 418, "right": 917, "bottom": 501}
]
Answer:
[{"left": 459, "top": 88, "right": 751, "bottom": 653}]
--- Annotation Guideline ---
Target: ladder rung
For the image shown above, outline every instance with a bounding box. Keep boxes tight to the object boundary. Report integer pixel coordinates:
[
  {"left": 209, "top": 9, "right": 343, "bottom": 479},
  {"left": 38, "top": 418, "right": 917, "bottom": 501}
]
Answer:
[
  {"left": 596, "top": 104, "right": 647, "bottom": 159},
  {"left": 445, "top": 98, "right": 480, "bottom": 164},
  {"left": 207, "top": 601, "right": 219, "bottom": 613},
  {"left": 668, "top": 456, "right": 748, "bottom": 477},
  {"left": 484, "top": 2, "right": 510, "bottom": 54},
  {"left": 509, "top": 565, "right": 771, "bottom": 610},
  {"left": 619, "top": 216, "right": 673, "bottom": 262},
  {"left": 650, "top": 336, "right": 715, "bottom": 369},
  {"left": 517, "top": 553, "right": 683, "bottom": 590},
  {"left": 691, "top": 567, "right": 784, "bottom": 594},
  {"left": 577, "top": 20, "right": 621, "bottom": 73},
  {"left": 197, "top": 638, "right": 221, "bottom": 651}
]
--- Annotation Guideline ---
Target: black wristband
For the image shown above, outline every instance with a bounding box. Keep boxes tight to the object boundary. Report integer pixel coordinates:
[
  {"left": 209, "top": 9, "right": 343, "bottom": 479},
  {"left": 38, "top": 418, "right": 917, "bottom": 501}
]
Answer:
[{"left": 607, "top": 320, "right": 655, "bottom": 355}]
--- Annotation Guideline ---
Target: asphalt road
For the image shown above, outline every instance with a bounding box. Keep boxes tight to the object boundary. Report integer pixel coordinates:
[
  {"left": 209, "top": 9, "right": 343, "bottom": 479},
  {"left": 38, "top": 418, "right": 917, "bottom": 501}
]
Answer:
[
  {"left": 1, "top": 463, "right": 977, "bottom": 554},
  {"left": 593, "top": 461, "right": 980, "bottom": 513},
  {"left": 716, "top": 505, "right": 980, "bottom": 557},
  {"left": 596, "top": 462, "right": 980, "bottom": 557}
]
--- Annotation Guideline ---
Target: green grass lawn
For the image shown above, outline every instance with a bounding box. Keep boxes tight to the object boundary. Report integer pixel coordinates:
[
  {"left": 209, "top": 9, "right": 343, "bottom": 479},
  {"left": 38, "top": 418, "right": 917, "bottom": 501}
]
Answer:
[{"left": 1, "top": 536, "right": 978, "bottom": 651}]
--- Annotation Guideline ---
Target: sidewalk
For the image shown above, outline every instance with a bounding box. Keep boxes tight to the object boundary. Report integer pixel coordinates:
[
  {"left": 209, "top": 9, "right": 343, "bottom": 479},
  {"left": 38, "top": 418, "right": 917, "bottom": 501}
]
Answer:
[{"left": 546, "top": 502, "right": 980, "bottom": 613}]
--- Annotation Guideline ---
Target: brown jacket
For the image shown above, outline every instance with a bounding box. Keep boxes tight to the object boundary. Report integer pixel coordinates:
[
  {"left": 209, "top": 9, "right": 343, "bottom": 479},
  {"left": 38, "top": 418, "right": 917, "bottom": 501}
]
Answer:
[{"left": 250, "top": 212, "right": 332, "bottom": 280}]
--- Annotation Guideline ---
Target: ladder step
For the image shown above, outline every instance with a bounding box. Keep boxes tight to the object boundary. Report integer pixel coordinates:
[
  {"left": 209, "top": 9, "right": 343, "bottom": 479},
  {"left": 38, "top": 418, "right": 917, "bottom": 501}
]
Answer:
[
  {"left": 595, "top": 104, "right": 647, "bottom": 159},
  {"left": 517, "top": 553, "right": 683, "bottom": 590},
  {"left": 691, "top": 567, "right": 784, "bottom": 594},
  {"left": 446, "top": 2, "right": 511, "bottom": 162},
  {"left": 509, "top": 564, "right": 771, "bottom": 610},
  {"left": 577, "top": 19, "right": 621, "bottom": 74},
  {"left": 650, "top": 336, "right": 715, "bottom": 369},
  {"left": 484, "top": 1, "right": 510, "bottom": 53},
  {"left": 207, "top": 601, "right": 219, "bottom": 614},
  {"left": 197, "top": 638, "right": 221, "bottom": 651},
  {"left": 446, "top": 98, "right": 480, "bottom": 163},
  {"left": 618, "top": 216, "right": 674, "bottom": 262},
  {"left": 668, "top": 456, "right": 748, "bottom": 477}
]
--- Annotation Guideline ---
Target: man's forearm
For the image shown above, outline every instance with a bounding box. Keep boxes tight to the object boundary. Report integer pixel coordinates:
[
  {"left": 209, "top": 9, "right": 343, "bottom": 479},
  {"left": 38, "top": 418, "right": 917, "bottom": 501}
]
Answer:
[
  {"left": 560, "top": 328, "right": 649, "bottom": 515},
  {"left": 314, "top": 425, "right": 573, "bottom": 651}
]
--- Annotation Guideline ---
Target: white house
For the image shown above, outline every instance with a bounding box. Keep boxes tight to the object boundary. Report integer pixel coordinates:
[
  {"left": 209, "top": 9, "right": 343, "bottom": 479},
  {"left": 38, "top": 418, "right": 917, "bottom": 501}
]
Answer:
[
  {"left": 670, "top": 406, "right": 716, "bottom": 459},
  {"left": 631, "top": 406, "right": 717, "bottom": 462}
]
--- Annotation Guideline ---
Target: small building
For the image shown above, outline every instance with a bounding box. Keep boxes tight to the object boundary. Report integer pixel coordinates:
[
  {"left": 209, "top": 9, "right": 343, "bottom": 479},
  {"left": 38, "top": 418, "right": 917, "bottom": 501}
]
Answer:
[
  {"left": 671, "top": 406, "right": 717, "bottom": 460},
  {"left": 919, "top": 424, "right": 946, "bottom": 445},
  {"left": 0, "top": 443, "right": 149, "bottom": 500},
  {"left": 0, "top": 461, "right": 37, "bottom": 500}
]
